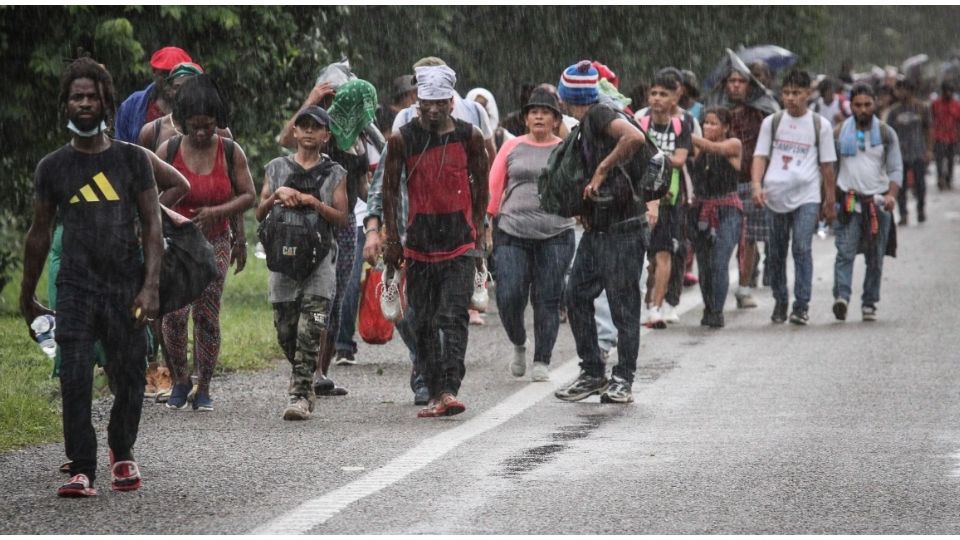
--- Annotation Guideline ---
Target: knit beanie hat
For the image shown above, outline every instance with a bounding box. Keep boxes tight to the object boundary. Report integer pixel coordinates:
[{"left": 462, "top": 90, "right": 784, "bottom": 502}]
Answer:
[{"left": 558, "top": 60, "right": 600, "bottom": 106}]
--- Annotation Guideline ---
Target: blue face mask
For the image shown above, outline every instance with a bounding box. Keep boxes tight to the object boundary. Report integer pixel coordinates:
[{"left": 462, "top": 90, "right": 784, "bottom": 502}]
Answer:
[{"left": 66, "top": 119, "right": 107, "bottom": 137}]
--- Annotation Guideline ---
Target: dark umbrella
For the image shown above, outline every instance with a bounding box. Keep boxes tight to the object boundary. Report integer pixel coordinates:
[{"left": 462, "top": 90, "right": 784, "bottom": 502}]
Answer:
[{"left": 704, "top": 45, "right": 798, "bottom": 90}]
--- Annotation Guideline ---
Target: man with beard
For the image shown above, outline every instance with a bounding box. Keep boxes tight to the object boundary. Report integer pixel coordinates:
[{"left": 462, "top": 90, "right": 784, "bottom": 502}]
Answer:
[{"left": 20, "top": 58, "right": 164, "bottom": 497}]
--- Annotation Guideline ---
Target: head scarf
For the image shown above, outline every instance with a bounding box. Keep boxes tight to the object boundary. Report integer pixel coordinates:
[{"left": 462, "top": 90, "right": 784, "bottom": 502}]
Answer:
[
  {"left": 328, "top": 79, "right": 378, "bottom": 151},
  {"left": 465, "top": 88, "right": 499, "bottom": 127},
  {"left": 167, "top": 62, "right": 204, "bottom": 81},
  {"left": 415, "top": 65, "right": 457, "bottom": 101}
]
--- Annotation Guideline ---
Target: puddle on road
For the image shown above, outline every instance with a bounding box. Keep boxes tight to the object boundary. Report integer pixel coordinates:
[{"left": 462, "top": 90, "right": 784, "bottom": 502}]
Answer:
[
  {"left": 496, "top": 413, "right": 610, "bottom": 479},
  {"left": 635, "top": 358, "right": 678, "bottom": 383}
]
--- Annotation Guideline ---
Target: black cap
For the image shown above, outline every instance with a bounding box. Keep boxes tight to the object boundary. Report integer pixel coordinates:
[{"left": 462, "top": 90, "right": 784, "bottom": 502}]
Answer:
[
  {"left": 522, "top": 87, "right": 563, "bottom": 117},
  {"left": 392, "top": 75, "right": 417, "bottom": 98},
  {"left": 295, "top": 105, "right": 330, "bottom": 127}
]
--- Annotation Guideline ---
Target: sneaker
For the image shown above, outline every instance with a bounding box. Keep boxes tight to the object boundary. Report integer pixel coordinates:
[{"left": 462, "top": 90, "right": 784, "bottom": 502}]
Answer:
[
  {"left": 645, "top": 306, "right": 667, "bottom": 329},
  {"left": 789, "top": 307, "right": 809, "bottom": 325},
  {"left": 640, "top": 304, "right": 651, "bottom": 326},
  {"left": 165, "top": 383, "right": 192, "bottom": 410},
  {"left": 313, "top": 374, "right": 348, "bottom": 396},
  {"left": 110, "top": 458, "right": 142, "bottom": 492},
  {"left": 530, "top": 362, "right": 550, "bottom": 382},
  {"left": 702, "top": 310, "right": 724, "bottom": 328},
  {"left": 417, "top": 392, "right": 466, "bottom": 417},
  {"left": 771, "top": 302, "right": 788, "bottom": 324},
  {"left": 600, "top": 375, "right": 634, "bottom": 404},
  {"left": 283, "top": 395, "right": 313, "bottom": 421},
  {"left": 378, "top": 265, "right": 404, "bottom": 322},
  {"left": 899, "top": 215, "right": 908, "bottom": 226},
  {"left": 192, "top": 392, "right": 214, "bottom": 412},
  {"left": 833, "top": 298, "right": 848, "bottom": 321},
  {"left": 510, "top": 342, "right": 526, "bottom": 377},
  {"left": 683, "top": 272, "right": 699, "bottom": 286},
  {"left": 862, "top": 305, "right": 878, "bottom": 322},
  {"left": 918, "top": 210, "right": 926, "bottom": 223},
  {"left": 413, "top": 383, "right": 430, "bottom": 406},
  {"left": 554, "top": 371, "right": 608, "bottom": 402},
  {"left": 333, "top": 351, "right": 357, "bottom": 366},
  {"left": 735, "top": 291, "right": 758, "bottom": 309},
  {"left": 58, "top": 473, "right": 97, "bottom": 497},
  {"left": 662, "top": 303, "right": 680, "bottom": 324}
]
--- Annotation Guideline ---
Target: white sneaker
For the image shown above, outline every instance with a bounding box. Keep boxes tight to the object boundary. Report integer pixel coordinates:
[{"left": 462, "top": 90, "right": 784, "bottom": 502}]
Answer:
[
  {"left": 378, "top": 265, "right": 404, "bottom": 322},
  {"left": 510, "top": 342, "right": 526, "bottom": 377},
  {"left": 646, "top": 306, "right": 666, "bottom": 329},
  {"left": 640, "top": 304, "right": 651, "bottom": 325},
  {"left": 530, "top": 362, "right": 549, "bottom": 382},
  {"left": 470, "top": 262, "right": 490, "bottom": 312},
  {"left": 663, "top": 303, "right": 680, "bottom": 324}
]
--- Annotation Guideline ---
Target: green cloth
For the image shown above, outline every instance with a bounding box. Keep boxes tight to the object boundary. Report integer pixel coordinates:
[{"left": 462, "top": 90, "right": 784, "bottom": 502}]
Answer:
[{"left": 328, "top": 79, "right": 378, "bottom": 151}]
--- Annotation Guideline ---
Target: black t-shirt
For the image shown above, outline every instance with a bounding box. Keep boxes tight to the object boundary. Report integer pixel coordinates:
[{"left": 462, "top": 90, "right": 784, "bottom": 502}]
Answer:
[
  {"left": 35, "top": 140, "right": 156, "bottom": 296},
  {"left": 580, "top": 104, "right": 645, "bottom": 228},
  {"left": 328, "top": 140, "right": 368, "bottom": 215},
  {"left": 692, "top": 152, "right": 740, "bottom": 199},
  {"left": 646, "top": 115, "right": 694, "bottom": 156}
]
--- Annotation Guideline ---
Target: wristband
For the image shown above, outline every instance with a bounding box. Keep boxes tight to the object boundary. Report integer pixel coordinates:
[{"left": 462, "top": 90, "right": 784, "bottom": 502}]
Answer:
[{"left": 364, "top": 225, "right": 380, "bottom": 235}]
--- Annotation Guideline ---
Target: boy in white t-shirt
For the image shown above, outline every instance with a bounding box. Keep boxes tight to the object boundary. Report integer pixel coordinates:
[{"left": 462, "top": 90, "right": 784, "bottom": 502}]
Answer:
[{"left": 751, "top": 69, "right": 837, "bottom": 325}]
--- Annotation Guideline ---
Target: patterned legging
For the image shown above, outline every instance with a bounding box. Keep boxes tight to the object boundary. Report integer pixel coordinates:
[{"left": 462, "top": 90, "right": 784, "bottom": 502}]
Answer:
[
  {"left": 162, "top": 234, "right": 231, "bottom": 395},
  {"left": 328, "top": 224, "right": 358, "bottom": 335}
]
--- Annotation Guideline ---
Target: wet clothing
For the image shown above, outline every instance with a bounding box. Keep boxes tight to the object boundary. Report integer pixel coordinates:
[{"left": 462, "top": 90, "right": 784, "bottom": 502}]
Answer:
[
  {"left": 728, "top": 104, "right": 767, "bottom": 184},
  {"left": 888, "top": 101, "right": 932, "bottom": 163},
  {"left": 273, "top": 295, "right": 330, "bottom": 398},
  {"left": 487, "top": 134, "right": 573, "bottom": 239},
  {"left": 35, "top": 141, "right": 155, "bottom": 299},
  {"left": 264, "top": 156, "right": 345, "bottom": 304},
  {"left": 34, "top": 140, "right": 156, "bottom": 485},
  {"left": 171, "top": 137, "right": 233, "bottom": 239},
  {"left": 692, "top": 149, "right": 740, "bottom": 199},
  {"left": 579, "top": 104, "right": 646, "bottom": 229},
  {"left": 399, "top": 118, "right": 478, "bottom": 262},
  {"left": 115, "top": 82, "right": 156, "bottom": 143}
]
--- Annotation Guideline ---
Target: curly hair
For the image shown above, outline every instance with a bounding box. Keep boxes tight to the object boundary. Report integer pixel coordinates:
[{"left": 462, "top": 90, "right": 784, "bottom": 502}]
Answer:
[
  {"left": 58, "top": 57, "right": 117, "bottom": 128},
  {"left": 173, "top": 74, "right": 228, "bottom": 130}
]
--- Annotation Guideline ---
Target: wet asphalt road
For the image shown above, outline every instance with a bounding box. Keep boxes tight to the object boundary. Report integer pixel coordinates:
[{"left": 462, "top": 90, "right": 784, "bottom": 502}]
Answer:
[{"left": 3, "top": 187, "right": 960, "bottom": 534}]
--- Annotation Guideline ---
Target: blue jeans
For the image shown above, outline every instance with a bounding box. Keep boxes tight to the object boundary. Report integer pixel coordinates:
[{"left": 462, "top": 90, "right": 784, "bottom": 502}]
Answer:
[
  {"left": 335, "top": 226, "right": 365, "bottom": 355},
  {"left": 767, "top": 203, "right": 820, "bottom": 310},
  {"left": 494, "top": 229, "right": 575, "bottom": 365},
  {"left": 566, "top": 226, "right": 645, "bottom": 383},
  {"left": 692, "top": 206, "right": 743, "bottom": 314},
  {"left": 832, "top": 207, "right": 892, "bottom": 307}
]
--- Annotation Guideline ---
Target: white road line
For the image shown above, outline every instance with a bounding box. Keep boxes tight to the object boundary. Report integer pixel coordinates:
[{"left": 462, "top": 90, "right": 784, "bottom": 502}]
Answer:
[{"left": 252, "top": 259, "right": 747, "bottom": 534}]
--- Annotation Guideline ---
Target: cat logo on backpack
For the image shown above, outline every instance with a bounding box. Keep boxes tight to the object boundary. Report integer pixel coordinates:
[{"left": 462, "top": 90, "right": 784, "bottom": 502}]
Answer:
[{"left": 282, "top": 246, "right": 297, "bottom": 257}]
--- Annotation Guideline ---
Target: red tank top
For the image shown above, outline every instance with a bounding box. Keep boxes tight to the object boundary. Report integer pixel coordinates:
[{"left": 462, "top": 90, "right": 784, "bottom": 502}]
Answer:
[{"left": 172, "top": 137, "right": 232, "bottom": 238}]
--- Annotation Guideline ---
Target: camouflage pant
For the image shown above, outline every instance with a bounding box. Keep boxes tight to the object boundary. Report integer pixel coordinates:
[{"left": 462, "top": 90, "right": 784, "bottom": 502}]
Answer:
[{"left": 273, "top": 295, "right": 330, "bottom": 397}]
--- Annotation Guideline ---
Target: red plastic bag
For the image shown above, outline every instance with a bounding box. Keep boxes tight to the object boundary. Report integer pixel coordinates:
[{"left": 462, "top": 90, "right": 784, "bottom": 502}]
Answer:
[{"left": 358, "top": 266, "right": 394, "bottom": 344}]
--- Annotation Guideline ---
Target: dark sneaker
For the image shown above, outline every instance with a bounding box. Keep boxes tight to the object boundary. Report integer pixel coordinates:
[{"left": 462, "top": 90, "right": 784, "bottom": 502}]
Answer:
[
  {"left": 58, "top": 473, "right": 97, "bottom": 497},
  {"left": 703, "top": 311, "right": 724, "bottom": 328},
  {"left": 862, "top": 305, "right": 877, "bottom": 322},
  {"left": 771, "top": 302, "right": 788, "bottom": 324},
  {"left": 789, "top": 307, "right": 809, "bottom": 325},
  {"left": 283, "top": 395, "right": 313, "bottom": 421},
  {"left": 600, "top": 375, "right": 634, "bottom": 404},
  {"left": 192, "top": 392, "right": 214, "bottom": 412},
  {"left": 165, "top": 383, "right": 192, "bottom": 410},
  {"left": 833, "top": 298, "right": 848, "bottom": 321},
  {"left": 554, "top": 371, "right": 608, "bottom": 402},
  {"left": 313, "top": 374, "right": 348, "bottom": 396},
  {"left": 417, "top": 393, "right": 466, "bottom": 417},
  {"left": 413, "top": 382, "right": 430, "bottom": 406},
  {"left": 333, "top": 351, "right": 356, "bottom": 366},
  {"left": 918, "top": 210, "right": 926, "bottom": 223}
]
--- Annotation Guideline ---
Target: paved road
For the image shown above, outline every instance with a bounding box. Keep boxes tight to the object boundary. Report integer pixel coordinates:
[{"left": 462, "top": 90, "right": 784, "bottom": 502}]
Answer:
[{"left": 3, "top": 187, "right": 960, "bottom": 534}]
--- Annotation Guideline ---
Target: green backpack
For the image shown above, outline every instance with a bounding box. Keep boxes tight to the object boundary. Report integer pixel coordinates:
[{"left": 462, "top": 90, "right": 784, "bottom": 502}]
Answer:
[{"left": 537, "top": 124, "right": 588, "bottom": 218}]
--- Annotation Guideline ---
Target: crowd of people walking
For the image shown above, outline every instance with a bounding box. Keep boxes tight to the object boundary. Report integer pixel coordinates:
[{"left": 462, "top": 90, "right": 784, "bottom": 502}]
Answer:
[{"left": 19, "top": 42, "right": 951, "bottom": 497}]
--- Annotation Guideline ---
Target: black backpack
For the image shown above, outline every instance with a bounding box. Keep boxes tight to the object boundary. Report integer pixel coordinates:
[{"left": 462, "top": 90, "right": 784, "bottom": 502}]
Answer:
[
  {"left": 158, "top": 206, "right": 219, "bottom": 315},
  {"left": 257, "top": 159, "right": 336, "bottom": 281}
]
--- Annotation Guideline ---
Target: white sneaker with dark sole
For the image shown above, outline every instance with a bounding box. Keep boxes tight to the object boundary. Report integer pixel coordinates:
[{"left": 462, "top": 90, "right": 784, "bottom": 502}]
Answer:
[{"left": 510, "top": 343, "right": 526, "bottom": 377}]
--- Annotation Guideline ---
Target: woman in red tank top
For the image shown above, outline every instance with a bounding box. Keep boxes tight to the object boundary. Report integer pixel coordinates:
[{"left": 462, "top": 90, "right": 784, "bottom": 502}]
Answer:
[{"left": 155, "top": 75, "right": 256, "bottom": 412}]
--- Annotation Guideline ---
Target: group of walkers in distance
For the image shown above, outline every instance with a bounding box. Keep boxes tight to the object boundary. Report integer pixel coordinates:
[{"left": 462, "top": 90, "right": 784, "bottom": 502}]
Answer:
[{"left": 18, "top": 42, "right": 953, "bottom": 497}]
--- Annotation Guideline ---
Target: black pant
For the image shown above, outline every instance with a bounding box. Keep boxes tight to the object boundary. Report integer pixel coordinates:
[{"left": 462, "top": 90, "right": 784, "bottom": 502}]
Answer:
[
  {"left": 934, "top": 142, "right": 955, "bottom": 188},
  {"left": 406, "top": 256, "right": 474, "bottom": 398},
  {"left": 897, "top": 159, "right": 927, "bottom": 219},
  {"left": 56, "top": 286, "right": 147, "bottom": 484}
]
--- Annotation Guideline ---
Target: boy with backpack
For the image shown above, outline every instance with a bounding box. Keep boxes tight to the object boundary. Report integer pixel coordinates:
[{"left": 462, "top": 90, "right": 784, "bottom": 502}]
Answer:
[
  {"left": 635, "top": 69, "right": 696, "bottom": 328},
  {"left": 751, "top": 69, "right": 837, "bottom": 325},
  {"left": 255, "top": 106, "right": 349, "bottom": 420}
]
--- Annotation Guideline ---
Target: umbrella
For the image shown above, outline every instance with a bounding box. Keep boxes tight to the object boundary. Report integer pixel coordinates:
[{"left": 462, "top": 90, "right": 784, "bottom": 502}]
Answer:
[
  {"left": 704, "top": 45, "right": 797, "bottom": 90},
  {"left": 900, "top": 54, "right": 929, "bottom": 76}
]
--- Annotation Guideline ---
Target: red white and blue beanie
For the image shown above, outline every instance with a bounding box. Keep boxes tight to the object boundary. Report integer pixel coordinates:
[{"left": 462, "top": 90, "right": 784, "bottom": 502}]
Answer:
[{"left": 558, "top": 60, "right": 600, "bottom": 105}]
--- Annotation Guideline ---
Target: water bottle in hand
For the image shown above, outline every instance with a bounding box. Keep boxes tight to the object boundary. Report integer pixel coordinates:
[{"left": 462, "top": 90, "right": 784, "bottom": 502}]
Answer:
[{"left": 30, "top": 314, "right": 57, "bottom": 360}]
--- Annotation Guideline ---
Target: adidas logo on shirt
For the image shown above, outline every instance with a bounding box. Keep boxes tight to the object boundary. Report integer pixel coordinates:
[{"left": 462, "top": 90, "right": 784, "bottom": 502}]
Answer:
[{"left": 69, "top": 172, "right": 120, "bottom": 204}]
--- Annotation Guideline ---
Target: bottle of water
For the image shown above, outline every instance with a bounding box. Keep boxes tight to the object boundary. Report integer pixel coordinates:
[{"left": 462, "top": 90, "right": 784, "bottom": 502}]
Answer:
[
  {"left": 640, "top": 150, "right": 668, "bottom": 193},
  {"left": 30, "top": 314, "right": 57, "bottom": 360}
]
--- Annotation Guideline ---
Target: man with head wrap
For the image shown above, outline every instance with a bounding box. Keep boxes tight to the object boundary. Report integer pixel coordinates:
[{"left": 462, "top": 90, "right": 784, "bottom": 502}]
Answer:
[
  {"left": 380, "top": 64, "right": 489, "bottom": 418},
  {"left": 115, "top": 46, "right": 193, "bottom": 143},
  {"left": 707, "top": 50, "right": 780, "bottom": 309}
]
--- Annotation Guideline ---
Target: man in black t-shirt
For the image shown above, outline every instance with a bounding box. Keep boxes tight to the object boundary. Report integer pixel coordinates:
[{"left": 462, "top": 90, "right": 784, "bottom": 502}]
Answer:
[
  {"left": 553, "top": 61, "right": 648, "bottom": 405},
  {"left": 20, "top": 58, "right": 163, "bottom": 498}
]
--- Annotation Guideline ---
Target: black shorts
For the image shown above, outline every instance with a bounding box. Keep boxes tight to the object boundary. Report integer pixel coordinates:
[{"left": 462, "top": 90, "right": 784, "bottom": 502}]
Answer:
[{"left": 648, "top": 203, "right": 682, "bottom": 254}]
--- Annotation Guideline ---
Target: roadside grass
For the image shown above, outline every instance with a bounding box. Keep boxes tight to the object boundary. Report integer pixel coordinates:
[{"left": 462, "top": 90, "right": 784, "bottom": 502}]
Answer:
[{"left": 0, "top": 238, "right": 282, "bottom": 452}]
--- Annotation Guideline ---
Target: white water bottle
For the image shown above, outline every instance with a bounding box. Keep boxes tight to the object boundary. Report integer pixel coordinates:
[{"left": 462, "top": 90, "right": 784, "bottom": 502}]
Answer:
[{"left": 30, "top": 315, "right": 57, "bottom": 360}]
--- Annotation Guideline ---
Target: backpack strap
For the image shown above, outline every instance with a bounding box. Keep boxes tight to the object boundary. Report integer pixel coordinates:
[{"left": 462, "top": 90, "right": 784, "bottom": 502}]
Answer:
[
  {"left": 639, "top": 115, "right": 650, "bottom": 132},
  {"left": 222, "top": 137, "right": 236, "bottom": 185},
  {"left": 150, "top": 118, "right": 163, "bottom": 152},
  {"left": 164, "top": 135, "right": 182, "bottom": 165},
  {"left": 671, "top": 116, "right": 683, "bottom": 136},
  {"left": 812, "top": 113, "right": 821, "bottom": 163}
]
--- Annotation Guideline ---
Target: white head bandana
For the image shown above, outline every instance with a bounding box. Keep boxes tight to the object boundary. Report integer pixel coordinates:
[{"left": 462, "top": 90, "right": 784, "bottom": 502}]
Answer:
[{"left": 415, "top": 65, "right": 457, "bottom": 100}]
